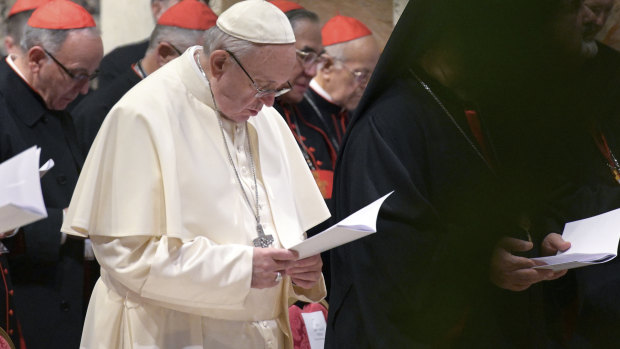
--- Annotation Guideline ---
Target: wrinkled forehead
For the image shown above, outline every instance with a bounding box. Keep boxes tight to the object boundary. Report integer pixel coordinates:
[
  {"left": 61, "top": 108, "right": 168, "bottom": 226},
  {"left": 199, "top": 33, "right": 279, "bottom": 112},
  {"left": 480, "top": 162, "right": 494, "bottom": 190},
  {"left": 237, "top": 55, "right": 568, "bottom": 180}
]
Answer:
[
  {"left": 340, "top": 37, "right": 380, "bottom": 68},
  {"left": 242, "top": 43, "right": 296, "bottom": 84}
]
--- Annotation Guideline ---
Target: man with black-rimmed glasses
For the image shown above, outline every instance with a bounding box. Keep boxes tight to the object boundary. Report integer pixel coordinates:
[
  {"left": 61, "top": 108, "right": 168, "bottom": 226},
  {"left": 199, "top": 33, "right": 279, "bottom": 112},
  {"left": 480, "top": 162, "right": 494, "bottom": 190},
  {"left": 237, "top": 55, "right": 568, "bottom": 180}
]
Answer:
[{"left": 0, "top": 1, "right": 102, "bottom": 348}]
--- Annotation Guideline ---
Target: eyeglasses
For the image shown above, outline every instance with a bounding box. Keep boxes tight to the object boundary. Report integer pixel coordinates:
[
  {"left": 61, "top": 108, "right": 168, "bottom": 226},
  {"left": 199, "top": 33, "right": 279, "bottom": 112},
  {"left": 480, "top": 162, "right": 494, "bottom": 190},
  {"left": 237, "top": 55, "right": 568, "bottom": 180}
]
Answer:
[
  {"left": 336, "top": 60, "right": 371, "bottom": 85},
  {"left": 43, "top": 48, "right": 98, "bottom": 82},
  {"left": 296, "top": 49, "right": 327, "bottom": 68},
  {"left": 225, "top": 49, "right": 292, "bottom": 98},
  {"left": 163, "top": 42, "right": 183, "bottom": 56}
]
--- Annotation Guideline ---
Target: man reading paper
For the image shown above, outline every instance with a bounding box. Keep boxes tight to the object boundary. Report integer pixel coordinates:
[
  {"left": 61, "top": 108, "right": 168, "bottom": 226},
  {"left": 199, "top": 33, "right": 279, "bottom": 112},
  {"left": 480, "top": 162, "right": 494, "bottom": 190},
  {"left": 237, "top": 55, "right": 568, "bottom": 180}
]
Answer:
[{"left": 61, "top": 1, "right": 330, "bottom": 348}]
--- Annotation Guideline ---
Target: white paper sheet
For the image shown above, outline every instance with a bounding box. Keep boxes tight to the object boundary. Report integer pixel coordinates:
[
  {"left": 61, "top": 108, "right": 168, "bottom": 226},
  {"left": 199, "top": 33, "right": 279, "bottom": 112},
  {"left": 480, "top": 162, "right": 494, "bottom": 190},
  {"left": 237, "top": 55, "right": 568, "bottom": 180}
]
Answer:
[
  {"left": 532, "top": 208, "right": 620, "bottom": 271},
  {"left": 289, "top": 191, "right": 393, "bottom": 259},
  {"left": 0, "top": 146, "right": 50, "bottom": 232}
]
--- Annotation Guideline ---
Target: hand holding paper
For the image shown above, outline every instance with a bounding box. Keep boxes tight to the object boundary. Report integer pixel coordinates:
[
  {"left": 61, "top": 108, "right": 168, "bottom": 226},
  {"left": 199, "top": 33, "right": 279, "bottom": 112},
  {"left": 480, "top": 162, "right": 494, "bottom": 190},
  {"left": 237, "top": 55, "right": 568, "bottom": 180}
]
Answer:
[
  {"left": 289, "top": 191, "right": 393, "bottom": 259},
  {"left": 532, "top": 208, "right": 620, "bottom": 271}
]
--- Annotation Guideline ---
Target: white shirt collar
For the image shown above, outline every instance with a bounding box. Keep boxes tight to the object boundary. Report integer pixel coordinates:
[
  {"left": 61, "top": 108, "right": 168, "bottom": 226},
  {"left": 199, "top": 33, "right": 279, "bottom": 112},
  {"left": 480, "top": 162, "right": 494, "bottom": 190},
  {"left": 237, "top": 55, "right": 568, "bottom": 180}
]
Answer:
[
  {"left": 6, "top": 54, "right": 29, "bottom": 82},
  {"left": 309, "top": 78, "right": 334, "bottom": 103}
]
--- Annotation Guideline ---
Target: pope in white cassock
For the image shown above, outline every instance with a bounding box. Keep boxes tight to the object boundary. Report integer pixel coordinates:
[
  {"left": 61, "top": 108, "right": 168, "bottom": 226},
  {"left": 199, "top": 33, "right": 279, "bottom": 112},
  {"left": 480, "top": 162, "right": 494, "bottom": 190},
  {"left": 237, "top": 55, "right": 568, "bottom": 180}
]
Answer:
[{"left": 61, "top": 1, "right": 330, "bottom": 348}]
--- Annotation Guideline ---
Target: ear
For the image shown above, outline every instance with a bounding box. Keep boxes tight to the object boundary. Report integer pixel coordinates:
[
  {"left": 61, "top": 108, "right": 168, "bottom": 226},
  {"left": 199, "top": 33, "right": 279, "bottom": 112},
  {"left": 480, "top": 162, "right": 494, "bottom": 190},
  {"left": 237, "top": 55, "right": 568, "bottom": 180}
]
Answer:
[
  {"left": 209, "top": 49, "right": 228, "bottom": 80},
  {"left": 156, "top": 42, "right": 178, "bottom": 67},
  {"left": 4, "top": 36, "right": 14, "bottom": 53},
  {"left": 151, "top": 2, "right": 163, "bottom": 20},
  {"left": 27, "top": 46, "right": 47, "bottom": 73}
]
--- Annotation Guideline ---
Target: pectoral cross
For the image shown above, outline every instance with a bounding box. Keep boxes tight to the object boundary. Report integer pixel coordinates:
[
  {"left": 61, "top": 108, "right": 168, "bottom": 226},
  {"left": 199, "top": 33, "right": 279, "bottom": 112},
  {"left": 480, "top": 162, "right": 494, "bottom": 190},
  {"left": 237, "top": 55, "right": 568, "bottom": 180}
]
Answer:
[{"left": 253, "top": 223, "right": 274, "bottom": 248}]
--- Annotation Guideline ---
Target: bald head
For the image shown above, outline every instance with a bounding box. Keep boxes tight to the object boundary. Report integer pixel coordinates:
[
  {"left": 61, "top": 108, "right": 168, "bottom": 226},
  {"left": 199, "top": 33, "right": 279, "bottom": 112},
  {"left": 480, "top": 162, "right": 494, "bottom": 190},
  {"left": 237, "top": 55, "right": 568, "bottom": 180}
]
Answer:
[{"left": 316, "top": 35, "right": 380, "bottom": 110}]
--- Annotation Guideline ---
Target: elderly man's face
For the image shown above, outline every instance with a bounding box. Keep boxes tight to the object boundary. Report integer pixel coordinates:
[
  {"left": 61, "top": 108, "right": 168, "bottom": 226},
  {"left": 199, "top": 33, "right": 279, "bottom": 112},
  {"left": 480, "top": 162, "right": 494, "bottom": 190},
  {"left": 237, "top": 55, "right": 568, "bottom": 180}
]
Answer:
[
  {"left": 32, "top": 30, "right": 103, "bottom": 110},
  {"left": 279, "top": 18, "right": 323, "bottom": 104},
  {"left": 215, "top": 44, "right": 296, "bottom": 123},
  {"left": 327, "top": 35, "right": 380, "bottom": 111},
  {"left": 585, "top": 0, "right": 614, "bottom": 36},
  {"left": 548, "top": 0, "right": 599, "bottom": 61}
]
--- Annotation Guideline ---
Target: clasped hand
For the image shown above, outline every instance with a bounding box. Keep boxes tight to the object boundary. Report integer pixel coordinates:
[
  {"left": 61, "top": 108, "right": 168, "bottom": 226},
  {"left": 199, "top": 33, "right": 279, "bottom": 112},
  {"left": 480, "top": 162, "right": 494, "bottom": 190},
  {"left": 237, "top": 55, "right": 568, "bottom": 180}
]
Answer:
[
  {"left": 251, "top": 248, "right": 322, "bottom": 289},
  {"left": 490, "top": 233, "right": 571, "bottom": 291}
]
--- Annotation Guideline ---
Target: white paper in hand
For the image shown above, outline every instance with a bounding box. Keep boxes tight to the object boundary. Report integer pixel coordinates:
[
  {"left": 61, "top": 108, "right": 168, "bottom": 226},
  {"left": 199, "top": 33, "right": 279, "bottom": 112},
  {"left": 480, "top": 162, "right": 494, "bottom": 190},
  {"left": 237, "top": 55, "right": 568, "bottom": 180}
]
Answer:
[
  {"left": 0, "top": 146, "right": 49, "bottom": 232},
  {"left": 532, "top": 208, "right": 620, "bottom": 271},
  {"left": 290, "top": 191, "right": 393, "bottom": 259}
]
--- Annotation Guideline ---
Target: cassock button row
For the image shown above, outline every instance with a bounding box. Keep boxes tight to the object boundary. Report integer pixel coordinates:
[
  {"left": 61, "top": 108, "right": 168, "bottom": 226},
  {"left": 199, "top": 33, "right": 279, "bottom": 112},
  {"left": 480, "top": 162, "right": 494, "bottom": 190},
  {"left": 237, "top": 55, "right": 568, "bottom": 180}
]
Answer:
[
  {"left": 8, "top": 309, "right": 13, "bottom": 316},
  {"left": 8, "top": 290, "right": 13, "bottom": 296},
  {"left": 8, "top": 329, "right": 13, "bottom": 335},
  {"left": 3, "top": 268, "right": 8, "bottom": 275},
  {"left": 60, "top": 300, "right": 70, "bottom": 312},
  {"left": 57, "top": 175, "right": 68, "bottom": 185}
]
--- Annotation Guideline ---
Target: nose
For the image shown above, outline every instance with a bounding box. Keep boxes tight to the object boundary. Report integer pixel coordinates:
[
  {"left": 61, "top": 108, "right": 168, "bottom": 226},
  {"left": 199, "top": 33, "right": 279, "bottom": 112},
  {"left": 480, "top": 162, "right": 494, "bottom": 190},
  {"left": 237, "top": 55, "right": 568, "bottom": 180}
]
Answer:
[
  {"left": 304, "top": 62, "right": 318, "bottom": 77},
  {"left": 77, "top": 79, "right": 90, "bottom": 95},
  {"left": 259, "top": 94, "right": 275, "bottom": 108}
]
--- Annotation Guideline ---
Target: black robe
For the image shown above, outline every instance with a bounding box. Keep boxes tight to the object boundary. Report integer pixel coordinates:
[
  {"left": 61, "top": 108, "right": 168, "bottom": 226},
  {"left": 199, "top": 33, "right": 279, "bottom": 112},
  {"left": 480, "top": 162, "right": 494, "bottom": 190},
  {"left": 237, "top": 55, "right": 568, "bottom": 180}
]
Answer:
[
  {"left": 325, "top": 68, "right": 509, "bottom": 348},
  {"left": 97, "top": 40, "right": 148, "bottom": 89},
  {"left": 0, "top": 58, "right": 85, "bottom": 349},
  {"left": 72, "top": 67, "right": 142, "bottom": 156}
]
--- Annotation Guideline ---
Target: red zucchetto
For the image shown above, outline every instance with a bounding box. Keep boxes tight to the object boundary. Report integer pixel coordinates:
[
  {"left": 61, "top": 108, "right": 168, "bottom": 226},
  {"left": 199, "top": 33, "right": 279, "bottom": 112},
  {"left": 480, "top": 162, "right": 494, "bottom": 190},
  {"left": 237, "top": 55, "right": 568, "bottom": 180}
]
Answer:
[
  {"left": 268, "top": 0, "right": 304, "bottom": 13},
  {"left": 27, "top": 0, "right": 95, "bottom": 29},
  {"left": 8, "top": 0, "right": 51, "bottom": 17},
  {"left": 322, "top": 15, "right": 372, "bottom": 46},
  {"left": 157, "top": 0, "right": 218, "bottom": 30}
]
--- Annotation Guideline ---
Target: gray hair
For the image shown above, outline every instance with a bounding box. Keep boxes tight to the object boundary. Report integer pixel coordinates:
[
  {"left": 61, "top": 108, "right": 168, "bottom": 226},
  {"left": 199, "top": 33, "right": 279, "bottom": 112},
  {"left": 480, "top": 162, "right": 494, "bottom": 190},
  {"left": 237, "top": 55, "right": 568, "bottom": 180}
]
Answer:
[
  {"left": 285, "top": 9, "right": 319, "bottom": 30},
  {"left": 148, "top": 25, "right": 205, "bottom": 53},
  {"left": 323, "top": 41, "right": 348, "bottom": 64},
  {"left": 202, "top": 26, "right": 257, "bottom": 60},
  {"left": 6, "top": 10, "right": 34, "bottom": 51},
  {"left": 21, "top": 26, "right": 100, "bottom": 54}
]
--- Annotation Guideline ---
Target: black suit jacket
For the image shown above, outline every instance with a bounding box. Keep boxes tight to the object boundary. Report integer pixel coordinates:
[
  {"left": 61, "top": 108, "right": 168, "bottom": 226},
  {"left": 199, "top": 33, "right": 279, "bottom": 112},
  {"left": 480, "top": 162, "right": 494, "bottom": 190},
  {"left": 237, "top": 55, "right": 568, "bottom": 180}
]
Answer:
[{"left": 0, "top": 58, "right": 85, "bottom": 349}]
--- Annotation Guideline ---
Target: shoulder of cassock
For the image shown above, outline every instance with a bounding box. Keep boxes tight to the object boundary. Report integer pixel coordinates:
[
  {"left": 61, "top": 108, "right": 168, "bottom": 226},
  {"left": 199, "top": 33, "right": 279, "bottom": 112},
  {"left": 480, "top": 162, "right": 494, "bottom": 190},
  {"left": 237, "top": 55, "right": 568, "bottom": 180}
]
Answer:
[{"left": 62, "top": 48, "right": 330, "bottom": 241}]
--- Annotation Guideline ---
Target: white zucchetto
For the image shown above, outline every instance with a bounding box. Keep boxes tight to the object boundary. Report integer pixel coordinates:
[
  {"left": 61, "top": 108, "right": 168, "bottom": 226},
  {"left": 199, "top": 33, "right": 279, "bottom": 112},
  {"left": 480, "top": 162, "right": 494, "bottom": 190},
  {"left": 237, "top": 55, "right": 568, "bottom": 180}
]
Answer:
[{"left": 216, "top": 0, "right": 296, "bottom": 44}]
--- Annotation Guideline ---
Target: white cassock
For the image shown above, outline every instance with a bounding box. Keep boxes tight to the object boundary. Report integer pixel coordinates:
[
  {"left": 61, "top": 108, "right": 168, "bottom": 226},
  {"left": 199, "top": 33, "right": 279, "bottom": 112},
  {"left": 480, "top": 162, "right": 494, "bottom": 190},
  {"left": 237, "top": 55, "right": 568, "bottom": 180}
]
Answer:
[{"left": 61, "top": 46, "right": 330, "bottom": 349}]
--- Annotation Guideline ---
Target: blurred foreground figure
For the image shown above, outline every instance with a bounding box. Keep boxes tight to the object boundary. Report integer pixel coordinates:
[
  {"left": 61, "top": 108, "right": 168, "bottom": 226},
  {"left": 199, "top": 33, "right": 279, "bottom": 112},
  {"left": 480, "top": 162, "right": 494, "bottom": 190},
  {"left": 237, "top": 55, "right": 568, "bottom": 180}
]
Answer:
[{"left": 325, "top": 0, "right": 606, "bottom": 347}]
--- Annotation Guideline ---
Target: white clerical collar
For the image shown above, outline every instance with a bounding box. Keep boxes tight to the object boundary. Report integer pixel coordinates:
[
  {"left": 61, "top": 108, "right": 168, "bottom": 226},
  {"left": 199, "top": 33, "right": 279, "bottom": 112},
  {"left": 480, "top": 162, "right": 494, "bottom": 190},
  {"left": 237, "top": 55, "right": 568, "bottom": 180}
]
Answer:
[
  {"left": 188, "top": 45, "right": 208, "bottom": 85},
  {"left": 309, "top": 78, "right": 335, "bottom": 103},
  {"left": 6, "top": 55, "right": 29, "bottom": 82}
]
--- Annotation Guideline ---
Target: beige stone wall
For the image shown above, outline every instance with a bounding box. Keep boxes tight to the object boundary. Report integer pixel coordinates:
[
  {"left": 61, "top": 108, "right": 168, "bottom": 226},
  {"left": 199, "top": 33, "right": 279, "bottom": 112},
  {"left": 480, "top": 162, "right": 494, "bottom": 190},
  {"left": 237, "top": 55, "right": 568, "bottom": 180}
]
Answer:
[
  {"left": 0, "top": 0, "right": 402, "bottom": 55},
  {"left": 100, "top": 0, "right": 152, "bottom": 54}
]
